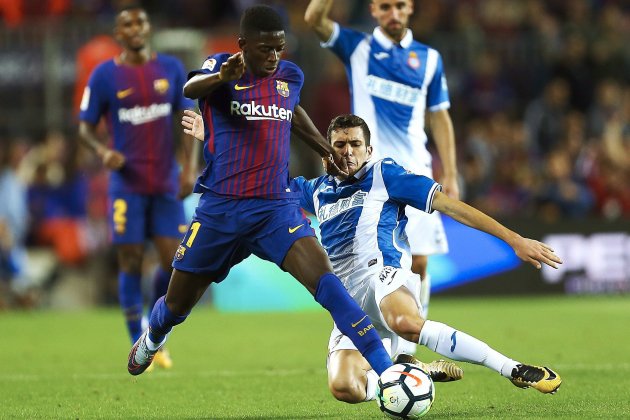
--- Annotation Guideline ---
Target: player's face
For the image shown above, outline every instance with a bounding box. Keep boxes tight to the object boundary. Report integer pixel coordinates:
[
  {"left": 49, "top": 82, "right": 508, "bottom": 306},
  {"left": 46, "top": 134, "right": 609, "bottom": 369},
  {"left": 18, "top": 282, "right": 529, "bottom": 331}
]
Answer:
[
  {"left": 240, "top": 31, "right": 286, "bottom": 77},
  {"left": 330, "top": 126, "right": 373, "bottom": 177},
  {"left": 115, "top": 9, "right": 151, "bottom": 52},
  {"left": 370, "top": 0, "right": 413, "bottom": 41}
]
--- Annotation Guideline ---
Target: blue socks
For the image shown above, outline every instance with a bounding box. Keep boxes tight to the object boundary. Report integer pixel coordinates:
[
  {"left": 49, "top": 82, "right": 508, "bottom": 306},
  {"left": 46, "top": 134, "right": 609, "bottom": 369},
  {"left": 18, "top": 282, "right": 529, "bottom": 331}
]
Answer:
[
  {"left": 118, "top": 272, "right": 143, "bottom": 343},
  {"left": 148, "top": 296, "right": 189, "bottom": 344},
  {"left": 314, "top": 273, "right": 393, "bottom": 375},
  {"left": 148, "top": 268, "right": 171, "bottom": 316}
]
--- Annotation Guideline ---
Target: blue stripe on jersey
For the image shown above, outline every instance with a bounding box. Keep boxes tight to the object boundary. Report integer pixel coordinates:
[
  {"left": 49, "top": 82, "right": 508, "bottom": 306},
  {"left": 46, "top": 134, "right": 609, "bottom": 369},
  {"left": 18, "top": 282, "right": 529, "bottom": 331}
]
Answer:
[
  {"left": 294, "top": 159, "right": 440, "bottom": 271},
  {"left": 191, "top": 55, "right": 302, "bottom": 199}
]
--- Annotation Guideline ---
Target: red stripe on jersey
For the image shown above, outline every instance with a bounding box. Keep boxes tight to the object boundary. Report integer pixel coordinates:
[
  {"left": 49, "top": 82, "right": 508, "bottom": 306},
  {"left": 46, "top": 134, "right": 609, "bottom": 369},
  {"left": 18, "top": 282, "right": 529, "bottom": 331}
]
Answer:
[
  {"left": 203, "top": 103, "right": 215, "bottom": 154},
  {"left": 136, "top": 65, "right": 154, "bottom": 193}
]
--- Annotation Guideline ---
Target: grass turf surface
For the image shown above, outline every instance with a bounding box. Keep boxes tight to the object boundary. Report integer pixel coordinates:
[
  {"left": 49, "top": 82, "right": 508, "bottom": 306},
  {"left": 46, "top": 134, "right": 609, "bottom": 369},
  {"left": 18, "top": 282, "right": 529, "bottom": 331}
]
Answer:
[{"left": 2, "top": 295, "right": 629, "bottom": 419}]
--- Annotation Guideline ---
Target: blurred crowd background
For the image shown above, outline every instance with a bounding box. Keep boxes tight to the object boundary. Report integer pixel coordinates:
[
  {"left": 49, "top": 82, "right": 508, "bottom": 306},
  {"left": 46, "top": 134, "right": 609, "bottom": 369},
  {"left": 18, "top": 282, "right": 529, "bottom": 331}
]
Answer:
[{"left": 0, "top": 0, "right": 628, "bottom": 309}]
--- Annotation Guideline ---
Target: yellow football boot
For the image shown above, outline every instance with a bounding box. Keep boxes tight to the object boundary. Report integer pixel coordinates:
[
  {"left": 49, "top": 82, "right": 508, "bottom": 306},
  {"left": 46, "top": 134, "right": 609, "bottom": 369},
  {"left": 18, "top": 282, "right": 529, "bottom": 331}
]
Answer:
[
  {"left": 510, "top": 364, "right": 562, "bottom": 394},
  {"left": 395, "top": 354, "right": 463, "bottom": 382},
  {"left": 152, "top": 347, "right": 173, "bottom": 370}
]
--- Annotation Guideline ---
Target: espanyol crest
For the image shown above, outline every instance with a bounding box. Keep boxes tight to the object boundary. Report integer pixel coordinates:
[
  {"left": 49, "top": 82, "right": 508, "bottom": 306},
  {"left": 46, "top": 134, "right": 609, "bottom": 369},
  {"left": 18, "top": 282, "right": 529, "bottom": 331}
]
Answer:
[
  {"left": 276, "top": 80, "right": 290, "bottom": 97},
  {"left": 407, "top": 51, "right": 420, "bottom": 69}
]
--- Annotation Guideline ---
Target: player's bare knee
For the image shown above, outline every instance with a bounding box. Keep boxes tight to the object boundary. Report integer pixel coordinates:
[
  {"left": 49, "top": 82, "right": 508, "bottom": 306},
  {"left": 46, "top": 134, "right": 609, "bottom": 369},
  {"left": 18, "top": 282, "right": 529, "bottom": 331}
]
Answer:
[
  {"left": 390, "top": 314, "right": 422, "bottom": 343},
  {"left": 328, "top": 379, "right": 364, "bottom": 404}
]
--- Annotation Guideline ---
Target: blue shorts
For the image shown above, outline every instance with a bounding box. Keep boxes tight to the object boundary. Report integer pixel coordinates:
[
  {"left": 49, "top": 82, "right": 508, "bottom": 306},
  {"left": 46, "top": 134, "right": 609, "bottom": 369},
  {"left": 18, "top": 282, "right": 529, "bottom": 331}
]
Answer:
[
  {"left": 172, "top": 192, "right": 315, "bottom": 282},
  {"left": 108, "top": 192, "right": 187, "bottom": 244}
]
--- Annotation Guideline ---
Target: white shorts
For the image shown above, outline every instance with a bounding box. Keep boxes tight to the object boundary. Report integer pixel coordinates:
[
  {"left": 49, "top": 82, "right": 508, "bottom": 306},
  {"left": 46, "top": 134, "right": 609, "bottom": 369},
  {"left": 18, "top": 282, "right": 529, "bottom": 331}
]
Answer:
[
  {"left": 327, "top": 266, "right": 422, "bottom": 361},
  {"left": 405, "top": 206, "right": 448, "bottom": 256}
]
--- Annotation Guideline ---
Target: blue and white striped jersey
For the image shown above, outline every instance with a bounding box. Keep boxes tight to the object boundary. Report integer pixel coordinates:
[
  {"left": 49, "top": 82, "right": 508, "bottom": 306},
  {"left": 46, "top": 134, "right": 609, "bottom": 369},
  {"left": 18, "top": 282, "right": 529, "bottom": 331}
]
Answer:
[
  {"left": 322, "top": 24, "right": 450, "bottom": 175},
  {"left": 293, "top": 159, "right": 441, "bottom": 287}
]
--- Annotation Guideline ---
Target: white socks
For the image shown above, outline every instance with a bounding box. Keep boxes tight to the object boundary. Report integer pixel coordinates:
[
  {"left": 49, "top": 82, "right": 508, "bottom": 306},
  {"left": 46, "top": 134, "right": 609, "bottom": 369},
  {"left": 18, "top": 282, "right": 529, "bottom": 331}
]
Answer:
[
  {"left": 364, "top": 369, "right": 379, "bottom": 401},
  {"left": 145, "top": 333, "right": 167, "bottom": 351},
  {"left": 419, "top": 273, "right": 431, "bottom": 319},
  {"left": 419, "top": 320, "right": 518, "bottom": 378}
]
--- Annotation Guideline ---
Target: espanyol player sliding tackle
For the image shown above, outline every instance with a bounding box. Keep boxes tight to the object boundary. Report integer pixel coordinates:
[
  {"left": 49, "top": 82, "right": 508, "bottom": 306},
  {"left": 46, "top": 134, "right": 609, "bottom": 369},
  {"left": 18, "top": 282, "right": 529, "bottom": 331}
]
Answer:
[
  {"left": 127, "top": 5, "right": 394, "bottom": 379},
  {"left": 184, "top": 113, "right": 564, "bottom": 401}
]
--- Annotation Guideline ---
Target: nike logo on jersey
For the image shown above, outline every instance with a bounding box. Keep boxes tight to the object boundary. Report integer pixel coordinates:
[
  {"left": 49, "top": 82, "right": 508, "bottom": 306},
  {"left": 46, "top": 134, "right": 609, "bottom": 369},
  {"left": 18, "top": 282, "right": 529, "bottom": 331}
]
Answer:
[
  {"left": 234, "top": 84, "right": 254, "bottom": 90},
  {"left": 116, "top": 88, "right": 134, "bottom": 99},
  {"left": 373, "top": 52, "right": 390, "bottom": 60},
  {"left": 351, "top": 315, "right": 368, "bottom": 328},
  {"left": 288, "top": 224, "right": 304, "bottom": 234}
]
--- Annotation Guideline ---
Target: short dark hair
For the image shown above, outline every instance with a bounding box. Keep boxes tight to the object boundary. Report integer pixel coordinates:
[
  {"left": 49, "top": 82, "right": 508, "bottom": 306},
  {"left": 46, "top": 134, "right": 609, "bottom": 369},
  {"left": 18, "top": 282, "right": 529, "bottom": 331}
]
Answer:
[
  {"left": 240, "top": 5, "right": 284, "bottom": 37},
  {"left": 116, "top": 2, "right": 145, "bottom": 14},
  {"left": 327, "top": 114, "right": 371, "bottom": 145}
]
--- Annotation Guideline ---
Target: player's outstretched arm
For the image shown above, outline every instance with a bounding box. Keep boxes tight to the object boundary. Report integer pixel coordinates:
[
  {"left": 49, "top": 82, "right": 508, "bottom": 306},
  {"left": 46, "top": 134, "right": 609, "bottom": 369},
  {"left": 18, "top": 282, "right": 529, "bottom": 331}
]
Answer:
[
  {"left": 183, "top": 52, "right": 245, "bottom": 99},
  {"left": 431, "top": 191, "right": 562, "bottom": 270},
  {"left": 305, "top": 0, "right": 335, "bottom": 41},
  {"left": 78, "top": 121, "right": 126, "bottom": 170},
  {"left": 291, "top": 105, "right": 348, "bottom": 178}
]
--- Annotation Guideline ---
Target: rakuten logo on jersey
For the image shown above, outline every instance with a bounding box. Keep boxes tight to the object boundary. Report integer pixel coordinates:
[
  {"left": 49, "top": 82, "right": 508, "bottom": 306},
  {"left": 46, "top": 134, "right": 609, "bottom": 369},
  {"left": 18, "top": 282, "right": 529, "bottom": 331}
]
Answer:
[
  {"left": 118, "top": 103, "right": 172, "bottom": 125},
  {"left": 230, "top": 101, "right": 293, "bottom": 122}
]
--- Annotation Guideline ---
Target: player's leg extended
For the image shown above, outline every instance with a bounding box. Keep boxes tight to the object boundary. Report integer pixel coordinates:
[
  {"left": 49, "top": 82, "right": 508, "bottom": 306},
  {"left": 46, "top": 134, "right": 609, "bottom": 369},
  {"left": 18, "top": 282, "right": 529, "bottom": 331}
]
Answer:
[
  {"left": 376, "top": 270, "right": 462, "bottom": 382},
  {"left": 380, "top": 281, "right": 561, "bottom": 393},
  {"left": 328, "top": 349, "right": 377, "bottom": 404},
  {"left": 282, "top": 236, "right": 392, "bottom": 376},
  {"left": 117, "top": 244, "right": 145, "bottom": 343}
]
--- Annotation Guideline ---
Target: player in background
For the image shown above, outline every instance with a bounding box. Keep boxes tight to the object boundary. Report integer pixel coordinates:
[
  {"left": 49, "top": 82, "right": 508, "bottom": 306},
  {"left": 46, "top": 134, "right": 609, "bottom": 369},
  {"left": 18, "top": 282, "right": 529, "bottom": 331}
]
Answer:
[
  {"left": 78, "top": 4, "right": 197, "bottom": 370},
  {"left": 182, "top": 111, "right": 563, "bottom": 401},
  {"left": 127, "top": 5, "right": 393, "bottom": 379},
  {"left": 305, "top": 0, "right": 459, "bottom": 357}
]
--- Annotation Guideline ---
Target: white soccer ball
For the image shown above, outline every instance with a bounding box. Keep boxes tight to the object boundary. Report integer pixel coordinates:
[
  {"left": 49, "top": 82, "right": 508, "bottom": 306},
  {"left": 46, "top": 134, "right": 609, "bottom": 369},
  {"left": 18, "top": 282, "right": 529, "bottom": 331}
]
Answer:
[{"left": 376, "top": 363, "right": 435, "bottom": 419}]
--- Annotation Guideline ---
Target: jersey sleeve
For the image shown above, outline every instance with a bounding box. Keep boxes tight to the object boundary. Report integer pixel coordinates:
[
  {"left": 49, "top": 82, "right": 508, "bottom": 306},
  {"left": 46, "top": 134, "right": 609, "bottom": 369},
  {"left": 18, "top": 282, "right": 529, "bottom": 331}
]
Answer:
[
  {"left": 320, "top": 22, "right": 367, "bottom": 65},
  {"left": 291, "top": 176, "right": 317, "bottom": 214},
  {"left": 283, "top": 61, "right": 304, "bottom": 105},
  {"left": 172, "top": 58, "right": 195, "bottom": 111},
  {"left": 187, "top": 53, "right": 228, "bottom": 80},
  {"left": 380, "top": 159, "right": 442, "bottom": 213},
  {"left": 79, "top": 64, "right": 109, "bottom": 125},
  {"left": 426, "top": 51, "right": 450, "bottom": 112}
]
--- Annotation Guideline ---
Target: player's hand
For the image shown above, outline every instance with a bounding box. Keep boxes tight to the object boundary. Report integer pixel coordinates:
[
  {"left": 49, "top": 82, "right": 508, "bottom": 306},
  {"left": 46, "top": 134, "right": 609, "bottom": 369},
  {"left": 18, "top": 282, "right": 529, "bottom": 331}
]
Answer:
[
  {"left": 219, "top": 52, "right": 245, "bottom": 82},
  {"left": 101, "top": 149, "right": 126, "bottom": 170},
  {"left": 323, "top": 153, "right": 349, "bottom": 179},
  {"left": 182, "top": 109, "right": 204, "bottom": 141},
  {"left": 440, "top": 174, "right": 460, "bottom": 200},
  {"left": 512, "top": 236, "right": 563, "bottom": 270}
]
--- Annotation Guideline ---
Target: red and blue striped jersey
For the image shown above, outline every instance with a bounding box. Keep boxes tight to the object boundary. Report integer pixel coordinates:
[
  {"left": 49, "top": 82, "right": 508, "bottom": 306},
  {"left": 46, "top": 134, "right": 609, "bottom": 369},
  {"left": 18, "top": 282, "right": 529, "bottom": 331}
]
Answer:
[
  {"left": 190, "top": 54, "right": 303, "bottom": 199},
  {"left": 79, "top": 53, "right": 194, "bottom": 195}
]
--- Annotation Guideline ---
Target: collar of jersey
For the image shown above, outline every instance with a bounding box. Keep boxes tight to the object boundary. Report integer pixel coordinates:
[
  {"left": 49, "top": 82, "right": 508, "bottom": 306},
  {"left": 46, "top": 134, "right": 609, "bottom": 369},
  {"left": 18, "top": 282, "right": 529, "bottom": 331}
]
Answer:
[
  {"left": 373, "top": 26, "right": 413, "bottom": 50},
  {"left": 332, "top": 159, "right": 376, "bottom": 186}
]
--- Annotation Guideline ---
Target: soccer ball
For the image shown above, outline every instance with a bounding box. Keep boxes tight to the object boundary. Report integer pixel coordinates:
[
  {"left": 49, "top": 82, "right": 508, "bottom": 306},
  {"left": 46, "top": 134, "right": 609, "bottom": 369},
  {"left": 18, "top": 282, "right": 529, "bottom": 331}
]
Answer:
[{"left": 376, "top": 363, "right": 435, "bottom": 419}]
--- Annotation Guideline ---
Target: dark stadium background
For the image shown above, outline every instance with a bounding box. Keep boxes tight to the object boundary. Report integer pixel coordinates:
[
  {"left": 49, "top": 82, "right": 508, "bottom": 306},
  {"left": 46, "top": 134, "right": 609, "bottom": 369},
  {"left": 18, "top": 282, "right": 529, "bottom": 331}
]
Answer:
[{"left": 0, "top": 0, "right": 628, "bottom": 310}]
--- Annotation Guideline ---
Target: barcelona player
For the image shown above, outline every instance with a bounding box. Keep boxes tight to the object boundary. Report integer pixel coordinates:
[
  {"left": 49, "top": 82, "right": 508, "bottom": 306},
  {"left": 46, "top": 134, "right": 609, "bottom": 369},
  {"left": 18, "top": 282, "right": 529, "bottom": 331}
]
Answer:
[
  {"left": 127, "top": 5, "right": 393, "bottom": 378},
  {"left": 78, "top": 4, "right": 196, "bottom": 370},
  {"left": 306, "top": 0, "right": 460, "bottom": 356},
  {"left": 183, "top": 112, "right": 564, "bottom": 400}
]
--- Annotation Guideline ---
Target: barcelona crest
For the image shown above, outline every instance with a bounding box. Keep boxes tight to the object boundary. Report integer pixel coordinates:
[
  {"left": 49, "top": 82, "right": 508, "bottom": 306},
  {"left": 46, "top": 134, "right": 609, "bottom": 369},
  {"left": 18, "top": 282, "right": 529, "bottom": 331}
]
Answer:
[
  {"left": 154, "top": 78, "right": 170, "bottom": 94},
  {"left": 276, "top": 80, "right": 290, "bottom": 97},
  {"left": 175, "top": 245, "right": 186, "bottom": 261},
  {"left": 407, "top": 51, "right": 420, "bottom": 69}
]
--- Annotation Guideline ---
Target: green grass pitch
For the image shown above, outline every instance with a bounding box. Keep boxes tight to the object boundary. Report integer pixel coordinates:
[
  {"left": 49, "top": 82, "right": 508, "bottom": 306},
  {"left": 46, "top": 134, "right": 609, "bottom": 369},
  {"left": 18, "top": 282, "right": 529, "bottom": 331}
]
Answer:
[{"left": 2, "top": 295, "right": 629, "bottom": 419}]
